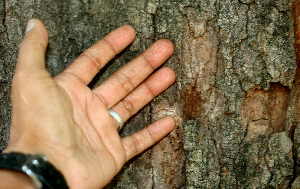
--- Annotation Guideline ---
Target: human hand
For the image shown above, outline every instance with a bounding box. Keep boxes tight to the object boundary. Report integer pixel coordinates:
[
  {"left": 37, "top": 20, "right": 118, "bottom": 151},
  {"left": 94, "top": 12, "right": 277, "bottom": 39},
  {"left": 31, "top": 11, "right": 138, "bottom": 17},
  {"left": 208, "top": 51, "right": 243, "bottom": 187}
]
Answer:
[{"left": 3, "top": 19, "right": 176, "bottom": 188}]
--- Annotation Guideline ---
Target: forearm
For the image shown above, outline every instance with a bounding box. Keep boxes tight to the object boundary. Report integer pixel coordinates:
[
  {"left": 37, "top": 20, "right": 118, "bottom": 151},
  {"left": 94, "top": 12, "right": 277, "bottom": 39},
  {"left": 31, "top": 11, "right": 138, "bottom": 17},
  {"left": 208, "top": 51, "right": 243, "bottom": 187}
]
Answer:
[{"left": 0, "top": 169, "right": 34, "bottom": 189}]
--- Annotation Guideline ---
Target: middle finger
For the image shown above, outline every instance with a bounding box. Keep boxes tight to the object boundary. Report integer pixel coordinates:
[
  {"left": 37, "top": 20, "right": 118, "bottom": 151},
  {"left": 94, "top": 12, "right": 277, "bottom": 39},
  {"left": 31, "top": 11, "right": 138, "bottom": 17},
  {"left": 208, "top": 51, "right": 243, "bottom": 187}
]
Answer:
[{"left": 92, "top": 39, "right": 174, "bottom": 108}]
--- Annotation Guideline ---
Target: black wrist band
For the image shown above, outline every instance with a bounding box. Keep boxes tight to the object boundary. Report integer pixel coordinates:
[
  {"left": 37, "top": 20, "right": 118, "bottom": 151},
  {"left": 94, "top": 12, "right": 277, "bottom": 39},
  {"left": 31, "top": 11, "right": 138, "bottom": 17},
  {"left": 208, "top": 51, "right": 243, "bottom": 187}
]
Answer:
[{"left": 0, "top": 152, "right": 68, "bottom": 189}]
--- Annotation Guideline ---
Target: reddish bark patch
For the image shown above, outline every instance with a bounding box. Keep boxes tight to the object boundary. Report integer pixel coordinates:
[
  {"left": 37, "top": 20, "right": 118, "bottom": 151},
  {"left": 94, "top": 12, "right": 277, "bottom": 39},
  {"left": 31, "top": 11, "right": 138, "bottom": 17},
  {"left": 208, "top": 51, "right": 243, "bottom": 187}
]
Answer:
[
  {"left": 182, "top": 85, "right": 202, "bottom": 120},
  {"left": 242, "top": 84, "right": 290, "bottom": 140},
  {"left": 243, "top": 86, "right": 269, "bottom": 122},
  {"left": 268, "top": 83, "right": 291, "bottom": 132},
  {"left": 294, "top": 85, "right": 300, "bottom": 122},
  {"left": 293, "top": 0, "right": 300, "bottom": 84},
  {"left": 292, "top": 0, "right": 300, "bottom": 126}
]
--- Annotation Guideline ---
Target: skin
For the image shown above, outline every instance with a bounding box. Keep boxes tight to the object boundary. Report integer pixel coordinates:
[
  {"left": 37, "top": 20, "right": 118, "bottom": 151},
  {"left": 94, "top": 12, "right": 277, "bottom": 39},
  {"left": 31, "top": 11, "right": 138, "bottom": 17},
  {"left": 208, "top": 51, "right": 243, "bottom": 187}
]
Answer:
[{"left": 2, "top": 19, "right": 176, "bottom": 189}]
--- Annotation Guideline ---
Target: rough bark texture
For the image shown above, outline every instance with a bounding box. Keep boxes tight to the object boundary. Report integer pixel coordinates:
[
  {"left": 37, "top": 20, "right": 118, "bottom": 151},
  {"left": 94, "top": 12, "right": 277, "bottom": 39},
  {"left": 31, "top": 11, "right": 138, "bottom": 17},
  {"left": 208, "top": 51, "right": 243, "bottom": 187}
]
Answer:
[{"left": 0, "top": 0, "right": 299, "bottom": 188}]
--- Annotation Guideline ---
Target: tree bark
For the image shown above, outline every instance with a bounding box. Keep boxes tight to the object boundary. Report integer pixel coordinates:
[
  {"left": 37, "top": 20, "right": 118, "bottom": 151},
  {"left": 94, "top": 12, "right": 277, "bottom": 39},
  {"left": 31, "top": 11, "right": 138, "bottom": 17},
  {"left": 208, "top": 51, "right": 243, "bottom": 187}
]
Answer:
[{"left": 0, "top": 0, "right": 299, "bottom": 188}]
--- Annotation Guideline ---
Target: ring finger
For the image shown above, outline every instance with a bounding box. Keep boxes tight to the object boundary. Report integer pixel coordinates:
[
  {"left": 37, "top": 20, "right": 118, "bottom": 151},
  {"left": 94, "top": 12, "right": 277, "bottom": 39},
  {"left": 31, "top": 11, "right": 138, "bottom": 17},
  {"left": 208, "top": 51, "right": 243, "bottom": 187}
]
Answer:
[{"left": 109, "top": 67, "right": 176, "bottom": 129}]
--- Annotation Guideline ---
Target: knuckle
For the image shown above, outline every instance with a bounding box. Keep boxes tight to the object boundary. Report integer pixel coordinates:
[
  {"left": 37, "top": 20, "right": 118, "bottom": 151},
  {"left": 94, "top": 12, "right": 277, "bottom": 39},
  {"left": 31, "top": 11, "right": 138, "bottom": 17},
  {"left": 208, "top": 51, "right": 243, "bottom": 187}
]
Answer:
[
  {"left": 103, "top": 37, "right": 117, "bottom": 55},
  {"left": 131, "top": 135, "right": 140, "bottom": 155},
  {"left": 116, "top": 72, "right": 135, "bottom": 93},
  {"left": 146, "top": 126, "right": 155, "bottom": 143},
  {"left": 144, "top": 83, "right": 156, "bottom": 99},
  {"left": 141, "top": 54, "right": 156, "bottom": 71},
  {"left": 121, "top": 98, "right": 135, "bottom": 117},
  {"left": 93, "top": 92, "right": 108, "bottom": 107},
  {"left": 81, "top": 51, "right": 102, "bottom": 70}
]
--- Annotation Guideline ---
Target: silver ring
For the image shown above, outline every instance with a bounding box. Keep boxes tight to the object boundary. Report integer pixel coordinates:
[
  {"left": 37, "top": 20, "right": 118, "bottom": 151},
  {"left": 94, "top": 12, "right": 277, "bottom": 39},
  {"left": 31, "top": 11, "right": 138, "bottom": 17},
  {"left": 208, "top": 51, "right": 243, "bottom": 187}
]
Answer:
[{"left": 109, "top": 109, "right": 124, "bottom": 131}]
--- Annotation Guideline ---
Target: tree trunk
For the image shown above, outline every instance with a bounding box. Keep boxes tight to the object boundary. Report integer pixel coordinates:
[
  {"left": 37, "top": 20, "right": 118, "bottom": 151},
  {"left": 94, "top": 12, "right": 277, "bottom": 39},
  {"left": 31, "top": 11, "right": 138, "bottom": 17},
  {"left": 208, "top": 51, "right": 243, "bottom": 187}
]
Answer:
[{"left": 1, "top": 0, "right": 299, "bottom": 188}]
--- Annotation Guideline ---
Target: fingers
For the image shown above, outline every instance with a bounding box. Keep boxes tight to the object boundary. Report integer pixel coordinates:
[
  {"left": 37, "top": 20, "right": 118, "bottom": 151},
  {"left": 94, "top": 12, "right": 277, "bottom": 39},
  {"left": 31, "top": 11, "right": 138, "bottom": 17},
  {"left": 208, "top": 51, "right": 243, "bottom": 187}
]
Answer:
[
  {"left": 92, "top": 39, "right": 174, "bottom": 108},
  {"left": 110, "top": 67, "right": 175, "bottom": 127},
  {"left": 59, "top": 25, "right": 136, "bottom": 84},
  {"left": 122, "top": 116, "right": 175, "bottom": 161},
  {"left": 16, "top": 19, "right": 49, "bottom": 74}
]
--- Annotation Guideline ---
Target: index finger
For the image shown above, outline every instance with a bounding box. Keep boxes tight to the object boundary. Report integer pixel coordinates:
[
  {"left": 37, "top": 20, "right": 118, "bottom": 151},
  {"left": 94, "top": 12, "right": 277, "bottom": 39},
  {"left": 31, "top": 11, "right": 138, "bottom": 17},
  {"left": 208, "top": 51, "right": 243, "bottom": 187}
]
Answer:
[{"left": 58, "top": 25, "right": 136, "bottom": 85}]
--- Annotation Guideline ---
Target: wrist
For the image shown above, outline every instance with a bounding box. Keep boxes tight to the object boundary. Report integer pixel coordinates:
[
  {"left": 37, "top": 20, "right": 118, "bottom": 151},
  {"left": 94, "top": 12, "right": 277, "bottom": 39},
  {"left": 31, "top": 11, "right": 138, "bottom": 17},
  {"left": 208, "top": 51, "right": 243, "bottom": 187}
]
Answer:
[
  {"left": 4, "top": 140, "right": 65, "bottom": 174},
  {"left": 0, "top": 152, "right": 69, "bottom": 189},
  {"left": 3, "top": 138, "right": 70, "bottom": 187},
  {"left": 0, "top": 169, "right": 35, "bottom": 189}
]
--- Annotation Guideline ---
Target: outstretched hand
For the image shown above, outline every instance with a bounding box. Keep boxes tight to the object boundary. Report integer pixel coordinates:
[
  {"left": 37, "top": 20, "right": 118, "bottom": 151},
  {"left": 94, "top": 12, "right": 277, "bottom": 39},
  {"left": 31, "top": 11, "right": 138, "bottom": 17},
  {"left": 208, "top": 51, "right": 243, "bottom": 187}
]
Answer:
[{"left": 4, "top": 19, "right": 176, "bottom": 188}]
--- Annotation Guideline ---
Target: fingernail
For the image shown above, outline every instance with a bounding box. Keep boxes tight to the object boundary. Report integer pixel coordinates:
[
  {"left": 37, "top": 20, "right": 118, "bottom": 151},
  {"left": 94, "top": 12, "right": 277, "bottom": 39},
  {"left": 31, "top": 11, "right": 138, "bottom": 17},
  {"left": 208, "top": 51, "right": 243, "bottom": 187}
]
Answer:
[{"left": 25, "top": 19, "right": 36, "bottom": 34}]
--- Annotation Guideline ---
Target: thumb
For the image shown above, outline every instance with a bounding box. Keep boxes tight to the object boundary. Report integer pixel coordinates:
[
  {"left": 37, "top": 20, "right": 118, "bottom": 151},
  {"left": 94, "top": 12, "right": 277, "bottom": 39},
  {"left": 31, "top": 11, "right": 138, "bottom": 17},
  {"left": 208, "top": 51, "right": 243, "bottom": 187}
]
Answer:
[{"left": 16, "top": 19, "right": 49, "bottom": 73}]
